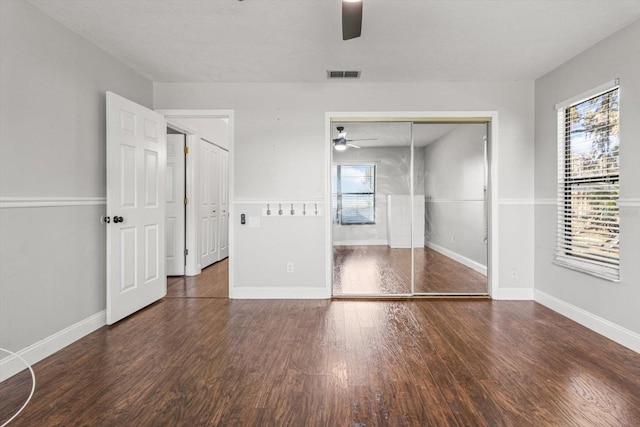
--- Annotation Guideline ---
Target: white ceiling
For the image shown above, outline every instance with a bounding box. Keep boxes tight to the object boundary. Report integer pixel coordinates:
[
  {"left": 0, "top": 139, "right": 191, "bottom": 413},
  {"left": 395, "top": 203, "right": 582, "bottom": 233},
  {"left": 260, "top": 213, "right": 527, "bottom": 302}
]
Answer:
[{"left": 27, "top": 0, "right": 640, "bottom": 83}]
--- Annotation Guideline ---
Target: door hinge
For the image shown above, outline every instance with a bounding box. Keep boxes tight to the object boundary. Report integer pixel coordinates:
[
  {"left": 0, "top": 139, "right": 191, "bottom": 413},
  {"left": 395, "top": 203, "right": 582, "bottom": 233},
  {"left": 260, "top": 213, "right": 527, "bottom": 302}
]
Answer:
[
  {"left": 184, "top": 249, "right": 189, "bottom": 256},
  {"left": 184, "top": 146, "right": 189, "bottom": 155},
  {"left": 184, "top": 197, "right": 189, "bottom": 205}
]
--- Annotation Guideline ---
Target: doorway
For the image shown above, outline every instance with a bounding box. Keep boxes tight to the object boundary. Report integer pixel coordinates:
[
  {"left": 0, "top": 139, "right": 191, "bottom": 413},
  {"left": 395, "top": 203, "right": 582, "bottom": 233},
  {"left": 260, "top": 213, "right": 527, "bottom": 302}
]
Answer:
[
  {"left": 327, "top": 113, "right": 497, "bottom": 297},
  {"left": 160, "top": 110, "right": 233, "bottom": 294}
]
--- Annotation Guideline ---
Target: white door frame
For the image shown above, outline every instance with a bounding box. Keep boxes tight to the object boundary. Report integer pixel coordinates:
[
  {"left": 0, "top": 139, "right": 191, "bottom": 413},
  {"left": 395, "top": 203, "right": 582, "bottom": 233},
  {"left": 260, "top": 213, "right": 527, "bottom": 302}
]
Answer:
[
  {"left": 157, "top": 110, "right": 234, "bottom": 282},
  {"left": 325, "top": 111, "right": 500, "bottom": 298}
]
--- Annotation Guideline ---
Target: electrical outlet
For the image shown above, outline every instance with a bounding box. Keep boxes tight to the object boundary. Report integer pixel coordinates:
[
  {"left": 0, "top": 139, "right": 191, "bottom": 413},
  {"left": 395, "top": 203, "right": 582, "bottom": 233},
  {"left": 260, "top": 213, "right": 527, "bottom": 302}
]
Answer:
[
  {"left": 287, "top": 262, "right": 294, "bottom": 273},
  {"left": 451, "top": 235, "right": 456, "bottom": 243},
  {"left": 510, "top": 269, "right": 518, "bottom": 280}
]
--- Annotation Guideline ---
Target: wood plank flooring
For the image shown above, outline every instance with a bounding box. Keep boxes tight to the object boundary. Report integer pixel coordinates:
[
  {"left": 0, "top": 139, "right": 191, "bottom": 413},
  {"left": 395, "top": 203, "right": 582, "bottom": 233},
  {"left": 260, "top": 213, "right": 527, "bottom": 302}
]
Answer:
[
  {"left": 2, "top": 262, "right": 639, "bottom": 426},
  {"left": 333, "top": 246, "right": 487, "bottom": 295},
  {"left": 167, "top": 259, "right": 229, "bottom": 299}
]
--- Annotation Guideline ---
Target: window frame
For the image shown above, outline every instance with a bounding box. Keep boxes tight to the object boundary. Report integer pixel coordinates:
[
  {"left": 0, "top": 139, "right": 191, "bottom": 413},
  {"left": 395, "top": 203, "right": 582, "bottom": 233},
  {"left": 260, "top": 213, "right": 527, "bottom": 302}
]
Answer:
[
  {"left": 555, "top": 81, "right": 620, "bottom": 282},
  {"left": 332, "top": 163, "right": 376, "bottom": 226}
]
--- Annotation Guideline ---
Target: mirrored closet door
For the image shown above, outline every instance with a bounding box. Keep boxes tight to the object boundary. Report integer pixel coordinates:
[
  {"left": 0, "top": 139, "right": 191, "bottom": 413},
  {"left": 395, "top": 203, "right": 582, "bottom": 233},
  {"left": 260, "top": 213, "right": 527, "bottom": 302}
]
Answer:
[
  {"left": 331, "top": 122, "right": 412, "bottom": 295},
  {"left": 331, "top": 120, "right": 489, "bottom": 296}
]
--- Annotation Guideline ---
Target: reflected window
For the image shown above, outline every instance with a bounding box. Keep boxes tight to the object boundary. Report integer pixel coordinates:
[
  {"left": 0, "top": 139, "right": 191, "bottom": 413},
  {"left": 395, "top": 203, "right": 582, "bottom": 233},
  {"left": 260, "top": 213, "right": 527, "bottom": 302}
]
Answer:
[{"left": 332, "top": 164, "right": 376, "bottom": 225}]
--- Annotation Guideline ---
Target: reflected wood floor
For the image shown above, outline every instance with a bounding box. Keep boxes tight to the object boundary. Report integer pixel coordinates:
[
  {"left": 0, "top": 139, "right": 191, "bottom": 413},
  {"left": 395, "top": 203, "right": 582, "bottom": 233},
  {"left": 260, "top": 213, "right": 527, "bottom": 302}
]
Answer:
[
  {"left": 2, "top": 265, "right": 640, "bottom": 426},
  {"left": 333, "top": 246, "right": 487, "bottom": 295}
]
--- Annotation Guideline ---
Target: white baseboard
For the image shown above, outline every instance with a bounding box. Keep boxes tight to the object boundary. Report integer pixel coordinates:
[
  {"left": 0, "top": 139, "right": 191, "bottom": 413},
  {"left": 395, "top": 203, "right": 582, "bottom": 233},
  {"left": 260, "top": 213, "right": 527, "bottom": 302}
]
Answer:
[
  {"left": 333, "top": 239, "right": 388, "bottom": 246},
  {"left": 426, "top": 242, "right": 487, "bottom": 276},
  {"left": 493, "top": 287, "right": 534, "bottom": 300},
  {"left": 229, "top": 286, "right": 331, "bottom": 299},
  {"left": 535, "top": 290, "right": 640, "bottom": 354},
  {"left": 0, "top": 311, "right": 106, "bottom": 382}
]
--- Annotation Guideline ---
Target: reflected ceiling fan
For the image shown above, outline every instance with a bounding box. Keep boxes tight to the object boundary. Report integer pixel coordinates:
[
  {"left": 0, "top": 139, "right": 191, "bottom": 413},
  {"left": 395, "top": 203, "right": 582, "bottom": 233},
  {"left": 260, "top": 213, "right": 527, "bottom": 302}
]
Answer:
[
  {"left": 333, "top": 126, "right": 377, "bottom": 151},
  {"left": 342, "top": 0, "right": 363, "bottom": 40}
]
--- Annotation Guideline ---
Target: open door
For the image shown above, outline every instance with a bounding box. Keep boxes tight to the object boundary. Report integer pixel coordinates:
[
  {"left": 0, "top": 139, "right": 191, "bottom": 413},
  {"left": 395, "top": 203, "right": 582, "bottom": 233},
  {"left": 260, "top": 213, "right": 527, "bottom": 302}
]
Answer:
[
  {"left": 199, "top": 138, "right": 220, "bottom": 269},
  {"left": 106, "top": 92, "right": 167, "bottom": 324},
  {"left": 165, "top": 133, "right": 186, "bottom": 275}
]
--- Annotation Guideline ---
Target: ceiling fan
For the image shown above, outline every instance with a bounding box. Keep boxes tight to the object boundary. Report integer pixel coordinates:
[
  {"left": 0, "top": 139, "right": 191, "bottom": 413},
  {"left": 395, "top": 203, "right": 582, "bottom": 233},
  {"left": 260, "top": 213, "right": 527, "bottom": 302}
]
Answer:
[
  {"left": 333, "top": 126, "right": 377, "bottom": 151},
  {"left": 342, "top": 0, "right": 363, "bottom": 40}
]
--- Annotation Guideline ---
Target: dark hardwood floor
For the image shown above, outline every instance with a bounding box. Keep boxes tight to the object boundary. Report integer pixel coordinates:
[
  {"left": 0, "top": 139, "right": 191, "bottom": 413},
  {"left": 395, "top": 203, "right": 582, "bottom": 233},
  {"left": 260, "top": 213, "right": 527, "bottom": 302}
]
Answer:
[
  {"left": 167, "top": 258, "right": 229, "bottom": 298},
  {"left": 2, "top": 261, "right": 640, "bottom": 426},
  {"left": 333, "top": 246, "right": 487, "bottom": 295}
]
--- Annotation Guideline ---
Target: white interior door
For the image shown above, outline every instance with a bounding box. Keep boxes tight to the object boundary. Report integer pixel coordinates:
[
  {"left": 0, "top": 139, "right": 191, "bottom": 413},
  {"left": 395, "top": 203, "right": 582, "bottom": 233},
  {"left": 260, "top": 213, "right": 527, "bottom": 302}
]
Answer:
[
  {"left": 219, "top": 149, "right": 229, "bottom": 260},
  {"left": 199, "top": 139, "right": 220, "bottom": 268},
  {"left": 106, "top": 92, "right": 167, "bottom": 325},
  {"left": 165, "top": 133, "right": 185, "bottom": 275}
]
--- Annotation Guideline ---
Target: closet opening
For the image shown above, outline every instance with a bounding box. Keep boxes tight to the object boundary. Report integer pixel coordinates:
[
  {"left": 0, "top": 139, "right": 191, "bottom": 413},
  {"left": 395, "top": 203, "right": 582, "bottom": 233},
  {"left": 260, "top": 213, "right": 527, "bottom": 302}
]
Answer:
[{"left": 327, "top": 114, "right": 496, "bottom": 298}]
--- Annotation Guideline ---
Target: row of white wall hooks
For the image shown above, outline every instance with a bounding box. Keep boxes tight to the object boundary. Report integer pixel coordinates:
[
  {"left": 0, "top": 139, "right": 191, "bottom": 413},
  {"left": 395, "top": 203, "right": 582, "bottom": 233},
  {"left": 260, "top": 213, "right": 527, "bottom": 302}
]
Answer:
[{"left": 261, "top": 202, "right": 323, "bottom": 217}]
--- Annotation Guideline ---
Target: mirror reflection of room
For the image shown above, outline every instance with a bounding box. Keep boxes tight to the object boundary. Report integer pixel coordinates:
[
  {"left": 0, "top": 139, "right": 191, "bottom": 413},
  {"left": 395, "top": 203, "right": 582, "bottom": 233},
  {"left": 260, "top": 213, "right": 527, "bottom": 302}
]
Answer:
[
  {"left": 332, "top": 121, "right": 488, "bottom": 296},
  {"left": 414, "top": 123, "right": 488, "bottom": 294},
  {"left": 332, "top": 122, "right": 412, "bottom": 295}
]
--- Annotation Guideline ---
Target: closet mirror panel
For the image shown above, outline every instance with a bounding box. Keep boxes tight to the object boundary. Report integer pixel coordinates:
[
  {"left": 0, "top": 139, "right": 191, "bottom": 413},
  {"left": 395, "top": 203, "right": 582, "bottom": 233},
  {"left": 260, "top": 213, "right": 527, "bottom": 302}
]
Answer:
[
  {"left": 413, "top": 123, "right": 489, "bottom": 294},
  {"left": 332, "top": 122, "right": 413, "bottom": 295}
]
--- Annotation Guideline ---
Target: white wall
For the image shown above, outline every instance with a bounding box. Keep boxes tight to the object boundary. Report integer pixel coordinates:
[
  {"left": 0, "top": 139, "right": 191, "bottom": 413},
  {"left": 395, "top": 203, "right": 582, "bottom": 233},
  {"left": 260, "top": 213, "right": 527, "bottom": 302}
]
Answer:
[
  {"left": 423, "top": 124, "right": 488, "bottom": 268},
  {"left": 169, "top": 117, "right": 230, "bottom": 150},
  {"left": 534, "top": 20, "right": 640, "bottom": 345},
  {"left": 155, "top": 80, "right": 535, "bottom": 298},
  {"left": 0, "top": 1, "right": 153, "bottom": 353}
]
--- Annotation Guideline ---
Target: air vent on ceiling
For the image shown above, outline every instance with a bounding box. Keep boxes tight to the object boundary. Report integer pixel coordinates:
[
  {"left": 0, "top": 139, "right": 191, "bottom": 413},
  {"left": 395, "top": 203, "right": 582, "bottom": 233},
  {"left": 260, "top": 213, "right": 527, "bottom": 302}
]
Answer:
[{"left": 328, "top": 70, "right": 361, "bottom": 79}]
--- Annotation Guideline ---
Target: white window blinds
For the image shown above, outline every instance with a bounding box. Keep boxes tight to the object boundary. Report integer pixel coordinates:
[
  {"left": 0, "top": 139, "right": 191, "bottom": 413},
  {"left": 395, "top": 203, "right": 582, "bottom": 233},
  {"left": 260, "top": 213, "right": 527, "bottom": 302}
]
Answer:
[
  {"left": 332, "top": 164, "right": 376, "bottom": 225},
  {"left": 555, "top": 83, "right": 620, "bottom": 281}
]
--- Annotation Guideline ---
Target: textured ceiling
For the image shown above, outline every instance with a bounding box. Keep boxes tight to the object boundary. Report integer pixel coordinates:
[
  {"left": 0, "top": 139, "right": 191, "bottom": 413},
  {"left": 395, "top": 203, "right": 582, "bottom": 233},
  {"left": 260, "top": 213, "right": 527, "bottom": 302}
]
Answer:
[{"left": 28, "top": 0, "right": 640, "bottom": 83}]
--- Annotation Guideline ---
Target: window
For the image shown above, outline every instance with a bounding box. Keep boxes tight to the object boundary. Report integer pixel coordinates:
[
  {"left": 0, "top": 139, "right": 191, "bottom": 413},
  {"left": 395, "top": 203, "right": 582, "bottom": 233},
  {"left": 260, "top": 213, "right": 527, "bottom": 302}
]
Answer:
[
  {"left": 556, "top": 83, "right": 620, "bottom": 281},
  {"left": 332, "top": 164, "right": 376, "bottom": 225}
]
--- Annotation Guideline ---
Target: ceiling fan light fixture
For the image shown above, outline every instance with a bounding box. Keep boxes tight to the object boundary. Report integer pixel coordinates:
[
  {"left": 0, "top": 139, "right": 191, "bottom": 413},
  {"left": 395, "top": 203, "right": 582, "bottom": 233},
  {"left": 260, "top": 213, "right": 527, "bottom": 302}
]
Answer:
[
  {"left": 334, "top": 141, "right": 347, "bottom": 151},
  {"left": 342, "top": 0, "right": 363, "bottom": 40}
]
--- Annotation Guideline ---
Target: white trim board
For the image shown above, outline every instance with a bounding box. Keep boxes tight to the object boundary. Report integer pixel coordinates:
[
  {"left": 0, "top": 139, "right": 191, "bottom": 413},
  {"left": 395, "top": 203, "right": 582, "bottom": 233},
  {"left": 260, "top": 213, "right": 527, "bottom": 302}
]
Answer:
[
  {"left": 427, "top": 199, "right": 484, "bottom": 204},
  {"left": 535, "top": 290, "right": 640, "bottom": 354},
  {"left": 229, "top": 286, "right": 330, "bottom": 299},
  {"left": 0, "top": 311, "right": 106, "bottom": 382},
  {"left": 0, "top": 197, "right": 106, "bottom": 209},
  {"left": 334, "top": 239, "right": 388, "bottom": 246},
  {"left": 234, "top": 199, "right": 325, "bottom": 205},
  {"left": 426, "top": 242, "right": 487, "bottom": 276},
  {"left": 498, "top": 199, "right": 535, "bottom": 205}
]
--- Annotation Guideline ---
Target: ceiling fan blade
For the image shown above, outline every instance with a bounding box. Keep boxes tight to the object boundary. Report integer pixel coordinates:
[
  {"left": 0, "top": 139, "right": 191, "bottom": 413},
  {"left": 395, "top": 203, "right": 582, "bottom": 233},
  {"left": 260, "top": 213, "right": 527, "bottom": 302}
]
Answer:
[
  {"left": 346, "top": 138, "right": 378, "bottom": 142},
  {"left": 347, "top": 143, "right": 361, "bottom": 149},
  {"left": 342, "top": 0, "right": 363, "bottom": 40}
]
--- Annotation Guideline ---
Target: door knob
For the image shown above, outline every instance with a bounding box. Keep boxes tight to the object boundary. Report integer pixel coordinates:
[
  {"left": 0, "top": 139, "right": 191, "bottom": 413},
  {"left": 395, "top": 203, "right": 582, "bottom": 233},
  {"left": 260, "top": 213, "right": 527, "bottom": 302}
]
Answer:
[{"left": 113, "top": 216, "right": 124, "bottom": 223}]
